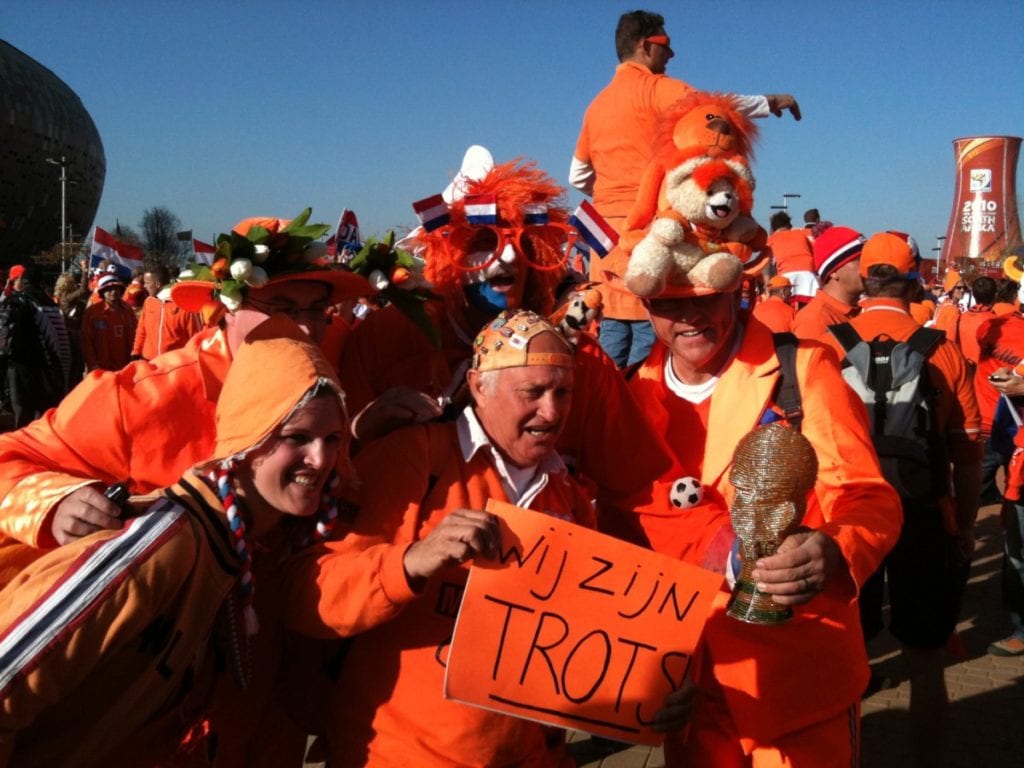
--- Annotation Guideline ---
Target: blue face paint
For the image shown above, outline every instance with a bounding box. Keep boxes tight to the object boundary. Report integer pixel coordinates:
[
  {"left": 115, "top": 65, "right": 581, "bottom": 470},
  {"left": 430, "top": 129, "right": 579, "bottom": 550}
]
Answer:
[{"left": 464, "top": 281, "right": 508, "bottom": 314}]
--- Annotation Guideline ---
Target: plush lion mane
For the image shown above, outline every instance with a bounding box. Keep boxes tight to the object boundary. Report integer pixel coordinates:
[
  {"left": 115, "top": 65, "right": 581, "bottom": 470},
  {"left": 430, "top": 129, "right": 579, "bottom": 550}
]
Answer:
[
  {"left": 419, "top": 160, "right": 568, "bottom": 316},
  {"left": 653, "top": 91, "right": 758, "bottom": 167}
]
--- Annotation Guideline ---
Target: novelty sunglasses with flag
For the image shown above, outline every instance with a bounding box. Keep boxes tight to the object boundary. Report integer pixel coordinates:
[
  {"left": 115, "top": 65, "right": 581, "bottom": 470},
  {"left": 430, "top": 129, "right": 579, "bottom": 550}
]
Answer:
[{"left": 411, "top": 193, "right": 618, "bottom": 259}]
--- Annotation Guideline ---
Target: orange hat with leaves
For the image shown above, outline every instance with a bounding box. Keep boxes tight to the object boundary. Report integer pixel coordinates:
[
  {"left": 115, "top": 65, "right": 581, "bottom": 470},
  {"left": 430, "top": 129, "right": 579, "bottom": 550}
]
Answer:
[{"left": 171, "top": 208, "right": 369, "bottom": 315}]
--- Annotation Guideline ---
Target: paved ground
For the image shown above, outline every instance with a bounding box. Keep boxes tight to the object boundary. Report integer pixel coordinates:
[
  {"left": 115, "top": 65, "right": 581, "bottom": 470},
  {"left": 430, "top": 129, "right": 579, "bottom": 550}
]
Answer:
[{"left": 567, "top": 501, "right": 1024, "bottom": 767}]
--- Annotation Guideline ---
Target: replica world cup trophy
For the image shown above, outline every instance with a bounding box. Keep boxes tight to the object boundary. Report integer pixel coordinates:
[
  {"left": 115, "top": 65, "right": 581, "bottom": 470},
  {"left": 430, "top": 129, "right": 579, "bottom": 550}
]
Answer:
[{"left": 726, "top": 423, "right": 818, "bottom": 624}]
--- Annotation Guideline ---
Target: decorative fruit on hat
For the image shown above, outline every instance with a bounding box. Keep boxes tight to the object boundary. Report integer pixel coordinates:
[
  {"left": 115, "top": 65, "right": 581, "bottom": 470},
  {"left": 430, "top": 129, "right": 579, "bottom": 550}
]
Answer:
[
  {"left": 173, "top": 208, "right": 369, "bottom": 316},
  {"left": 346, "top": 231, "right": 443, "bottom": 348}
]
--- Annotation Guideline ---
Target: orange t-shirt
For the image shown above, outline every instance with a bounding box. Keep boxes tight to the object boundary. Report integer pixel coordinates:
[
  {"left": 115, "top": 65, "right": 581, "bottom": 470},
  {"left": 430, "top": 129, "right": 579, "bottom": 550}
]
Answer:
[
  {"left": 765, "top": 229, "right": 813, "bottom": 275},
  {"left": 791, "top": 290, "right": 858, "bottom": 342},
  {"left": 81, "top": 299, "right": 138, "bottom": 371},
  {"left": 575, "top": 62, "right": 693, "bottom": 321},
  {"left": 751, "top": 295, "right": 796, "bottom": 333},
  {"left": 956, "top": 305, "right": 996, "bottom": 365}
]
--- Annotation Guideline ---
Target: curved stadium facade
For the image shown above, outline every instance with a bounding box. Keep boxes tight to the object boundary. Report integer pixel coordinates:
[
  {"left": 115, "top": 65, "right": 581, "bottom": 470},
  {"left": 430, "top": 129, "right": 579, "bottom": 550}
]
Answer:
[{"left": 0, "top": 40, "right": 105, "bottom": 263}]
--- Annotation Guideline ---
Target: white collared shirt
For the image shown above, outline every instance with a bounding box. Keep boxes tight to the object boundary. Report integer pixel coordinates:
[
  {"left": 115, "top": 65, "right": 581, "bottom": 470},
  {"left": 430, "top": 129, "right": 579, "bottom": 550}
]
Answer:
[{"left": 457, "top": 407, "right": 568, "bottom": 509}]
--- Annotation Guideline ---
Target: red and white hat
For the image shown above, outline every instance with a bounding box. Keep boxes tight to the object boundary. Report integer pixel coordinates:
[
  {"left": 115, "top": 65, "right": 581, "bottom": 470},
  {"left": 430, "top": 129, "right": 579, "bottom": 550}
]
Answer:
[
  {"left": 812, "top": 225, "right": 865, "bottom": 282},
  {"left": 97, "top": 274, "right": 125, "bottom": 292}
]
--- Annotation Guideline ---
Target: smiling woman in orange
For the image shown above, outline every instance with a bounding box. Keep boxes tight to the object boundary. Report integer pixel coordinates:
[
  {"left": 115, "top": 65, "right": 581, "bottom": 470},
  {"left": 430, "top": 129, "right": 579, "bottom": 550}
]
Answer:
[{"left": 0, "top": 316, "right": 351, "bottom": 767}]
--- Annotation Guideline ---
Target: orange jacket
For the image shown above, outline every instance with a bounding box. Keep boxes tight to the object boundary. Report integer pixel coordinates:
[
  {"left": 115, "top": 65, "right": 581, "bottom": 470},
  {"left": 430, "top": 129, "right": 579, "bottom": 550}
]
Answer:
[
  {"left": 750, "top": 294, "right": 795, "bottom": 333},
  {"left": 81, "top": 299, "right": 138, "bottom": 371},
  {"left": 624, "top": 319, "right": 901, "bottom": 746},
  {"left": 0, "top": 473, "right": 308, "bottom": 767},
  {"left": 791, "top": 289, "right": 858, "bottom": 342},
  {"left": 338, "top": 303, "right": 673, "bottom": 509},
  {"left": 765, "top": 229, "right": 813, "bottom": 274},
  {"left": 286, "top": 420, "right": 592, "bottom": 767},
  {"left": 0, "top": 327, "right": 231, "bottom": 548},
  {"left": 131, "top": 293, "right": 201, "bottom": 360}
]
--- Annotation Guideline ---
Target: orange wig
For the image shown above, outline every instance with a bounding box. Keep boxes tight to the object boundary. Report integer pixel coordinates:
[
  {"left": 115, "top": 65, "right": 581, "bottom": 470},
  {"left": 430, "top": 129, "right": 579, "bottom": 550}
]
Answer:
[{"left": 418, "top": 160, "right": 570, "bottom": 316}]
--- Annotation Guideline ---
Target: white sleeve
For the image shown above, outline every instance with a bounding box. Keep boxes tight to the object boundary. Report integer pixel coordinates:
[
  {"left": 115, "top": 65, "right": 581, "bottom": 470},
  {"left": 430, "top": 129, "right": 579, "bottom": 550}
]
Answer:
[
  {"left": 733, "top": 94, "right": 770, "bottom": 119},
  {"left": 569, "top": 156, "right": 595, "bottom": 196}
]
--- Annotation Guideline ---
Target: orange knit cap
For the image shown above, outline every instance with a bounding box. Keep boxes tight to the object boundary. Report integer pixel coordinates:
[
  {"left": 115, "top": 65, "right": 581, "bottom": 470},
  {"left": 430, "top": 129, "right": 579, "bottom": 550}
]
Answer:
[
  {"left": 471, "top": 309, "right": 573, "bottom": 372},
  {"left": 209, "top": 315, "right": 347, "bottom": 463}
]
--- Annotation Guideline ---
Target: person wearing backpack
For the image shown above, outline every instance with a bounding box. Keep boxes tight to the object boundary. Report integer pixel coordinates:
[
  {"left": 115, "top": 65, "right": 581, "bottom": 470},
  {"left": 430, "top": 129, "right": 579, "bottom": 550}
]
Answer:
[
  {"left": 825, "top": 231, "right": 983, "bottom": 768},
  {"left": 0, "top": 264, "right": 72, "bottom": 429}
]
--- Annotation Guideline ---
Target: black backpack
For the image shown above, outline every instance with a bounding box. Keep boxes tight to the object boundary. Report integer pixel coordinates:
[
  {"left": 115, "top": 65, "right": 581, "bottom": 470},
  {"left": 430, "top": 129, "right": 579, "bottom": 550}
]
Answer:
[{"left": 828, "top": 322, "right": 949, "bottom": 501}]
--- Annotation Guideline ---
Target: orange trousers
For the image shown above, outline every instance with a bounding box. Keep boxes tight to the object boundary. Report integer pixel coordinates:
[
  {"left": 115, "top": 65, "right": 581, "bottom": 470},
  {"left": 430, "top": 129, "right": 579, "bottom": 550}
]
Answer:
[{"left": 665, "top": 690, "right": 860, "bottom": 768}]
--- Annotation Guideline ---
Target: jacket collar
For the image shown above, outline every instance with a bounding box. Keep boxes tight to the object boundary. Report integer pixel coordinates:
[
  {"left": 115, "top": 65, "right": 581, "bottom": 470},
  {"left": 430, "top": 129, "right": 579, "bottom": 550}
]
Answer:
[{"left": 702, "top": 319, "right": 782, "bottom": 489}]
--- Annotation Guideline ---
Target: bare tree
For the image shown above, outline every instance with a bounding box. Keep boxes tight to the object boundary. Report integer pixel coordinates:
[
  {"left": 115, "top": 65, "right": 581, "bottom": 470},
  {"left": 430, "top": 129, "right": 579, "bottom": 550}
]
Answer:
[{"left": 140, "top": 206, "right": 182, "bottom": 266}]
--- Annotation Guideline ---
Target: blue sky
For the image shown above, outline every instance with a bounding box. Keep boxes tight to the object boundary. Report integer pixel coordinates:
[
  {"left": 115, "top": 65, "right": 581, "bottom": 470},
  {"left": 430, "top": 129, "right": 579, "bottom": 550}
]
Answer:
[{"left": 5, "top": 0, "right": 1023, "bottom": 263}]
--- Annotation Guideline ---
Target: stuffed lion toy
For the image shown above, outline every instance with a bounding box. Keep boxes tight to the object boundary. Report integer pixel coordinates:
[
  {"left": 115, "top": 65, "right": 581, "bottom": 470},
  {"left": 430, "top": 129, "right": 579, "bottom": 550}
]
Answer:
[{"left": 623, "top": 94, "right": 768, "bottom": 297}]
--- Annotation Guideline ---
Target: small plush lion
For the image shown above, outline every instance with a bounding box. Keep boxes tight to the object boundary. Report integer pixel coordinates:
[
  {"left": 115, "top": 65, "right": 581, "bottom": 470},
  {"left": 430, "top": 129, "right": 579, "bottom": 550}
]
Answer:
[{"left": 623, "top": 94, "right": 767, "bottom": 297}]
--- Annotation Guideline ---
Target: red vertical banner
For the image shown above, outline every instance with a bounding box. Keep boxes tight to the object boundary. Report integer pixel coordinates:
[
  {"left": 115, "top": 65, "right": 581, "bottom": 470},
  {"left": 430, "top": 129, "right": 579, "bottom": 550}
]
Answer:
[{"left": 941, "top": 136, "right": 1022, "bottom": 271}]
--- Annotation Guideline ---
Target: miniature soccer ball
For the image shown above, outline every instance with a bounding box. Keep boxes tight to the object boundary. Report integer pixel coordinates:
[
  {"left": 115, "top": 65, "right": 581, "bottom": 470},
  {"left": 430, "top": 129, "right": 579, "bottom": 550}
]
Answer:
[{"left": 669, "top": 476, "right": 703, "bottom": 509}]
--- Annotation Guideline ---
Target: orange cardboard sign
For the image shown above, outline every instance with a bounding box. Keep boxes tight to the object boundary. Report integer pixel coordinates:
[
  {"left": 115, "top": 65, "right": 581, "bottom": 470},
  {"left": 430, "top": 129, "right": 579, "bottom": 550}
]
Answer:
[{"left": 444, "top": 500, "right": 723, "bottom": 745}]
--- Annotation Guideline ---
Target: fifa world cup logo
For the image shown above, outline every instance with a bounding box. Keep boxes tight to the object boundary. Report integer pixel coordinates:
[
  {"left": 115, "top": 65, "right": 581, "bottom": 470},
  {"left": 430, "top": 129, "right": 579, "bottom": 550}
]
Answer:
[{"left": 726, "top": 423, "right": 818, "bottom": 624}]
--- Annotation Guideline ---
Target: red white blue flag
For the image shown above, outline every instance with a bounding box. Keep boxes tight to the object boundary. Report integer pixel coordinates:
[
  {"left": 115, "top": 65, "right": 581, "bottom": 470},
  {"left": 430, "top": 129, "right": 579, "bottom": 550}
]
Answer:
[
  {"left": 90, "top": 227, "right": 144, "bottom": 279},
  {"left": 193, "top": 238, "right": 216, "bottom": 266},
  {"left": 464, "top": 194, "right": 497, "bottom": 226},
  {"left": 523, "top": 204, "right": 549, "bottom": 226},
  {"left": 412, "top": 194, "right": 450, "bottom": 232},
  {"left": 570, "top": 201, "right": 619, "bottom": 257}
]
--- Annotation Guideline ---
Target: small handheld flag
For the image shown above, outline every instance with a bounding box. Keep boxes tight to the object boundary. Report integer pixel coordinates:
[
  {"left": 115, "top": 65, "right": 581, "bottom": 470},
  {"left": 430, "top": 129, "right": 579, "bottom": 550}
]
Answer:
[{"left": 570, "top": 201, "right": 619, "bottom": 257}]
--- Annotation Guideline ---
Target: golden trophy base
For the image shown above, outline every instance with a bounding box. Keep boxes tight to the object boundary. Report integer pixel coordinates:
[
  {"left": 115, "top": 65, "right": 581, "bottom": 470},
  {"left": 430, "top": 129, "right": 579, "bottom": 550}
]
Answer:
[{"left": 727, "top": 577, "right": 793, "bottom": 624}]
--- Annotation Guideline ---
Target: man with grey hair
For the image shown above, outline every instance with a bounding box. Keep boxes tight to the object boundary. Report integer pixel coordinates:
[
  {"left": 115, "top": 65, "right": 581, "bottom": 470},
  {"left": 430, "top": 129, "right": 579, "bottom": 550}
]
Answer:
[{"left": 287, "top": 308, "right": 691, "bottom": 766}]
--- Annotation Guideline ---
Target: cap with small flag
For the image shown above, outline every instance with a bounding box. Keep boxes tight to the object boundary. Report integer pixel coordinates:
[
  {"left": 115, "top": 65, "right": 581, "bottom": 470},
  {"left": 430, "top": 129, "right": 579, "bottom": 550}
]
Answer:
[{"left": 412, "top": 194, "right": 450, "bottom": 232}]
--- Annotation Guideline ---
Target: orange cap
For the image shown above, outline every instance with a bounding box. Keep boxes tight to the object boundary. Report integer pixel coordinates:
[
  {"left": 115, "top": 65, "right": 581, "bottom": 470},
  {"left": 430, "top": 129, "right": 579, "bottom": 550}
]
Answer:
[
  {"left": 942, "top": 269, "right": 963, "bottom": 293},
  {"left": 767, "top": 275, "right": 792, "bottom": 289},
  {"left": 860, "top": 232, "right": 918, "bottom": 278},
  {"left": 471, "top": 309, "right": 573, "bottom": 372},
  {"left": 210, "top": 315, "right": 346, "bottom": 463}
]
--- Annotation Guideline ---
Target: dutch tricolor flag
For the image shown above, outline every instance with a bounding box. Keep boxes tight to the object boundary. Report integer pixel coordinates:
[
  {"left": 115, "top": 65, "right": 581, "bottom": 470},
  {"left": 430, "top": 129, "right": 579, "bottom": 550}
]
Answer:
[
  {"left": 464, "top": 194, "right": 497, "bottom": 226},
  {"left": 523, "top": 204, "right": 549, "bottom": 226},
  {"left": 412, "top": 194, "right": 450, "bottom": 232},
  {"left": 570, "top": 201, "right": 619, "bottom": 257}
]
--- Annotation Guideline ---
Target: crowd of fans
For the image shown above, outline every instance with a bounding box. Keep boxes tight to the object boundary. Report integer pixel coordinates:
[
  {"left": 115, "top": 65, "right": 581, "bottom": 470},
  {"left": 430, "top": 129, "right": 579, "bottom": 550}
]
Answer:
[{"left": 0, "top": 8, "right": 1020, "bottom": 768}]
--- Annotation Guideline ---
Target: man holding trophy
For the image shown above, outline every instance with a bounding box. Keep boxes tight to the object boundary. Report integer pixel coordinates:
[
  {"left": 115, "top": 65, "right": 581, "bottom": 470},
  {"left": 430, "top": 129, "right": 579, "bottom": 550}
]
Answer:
[{"left": 617, "top": 253, "right": 902, "bottom": 764}]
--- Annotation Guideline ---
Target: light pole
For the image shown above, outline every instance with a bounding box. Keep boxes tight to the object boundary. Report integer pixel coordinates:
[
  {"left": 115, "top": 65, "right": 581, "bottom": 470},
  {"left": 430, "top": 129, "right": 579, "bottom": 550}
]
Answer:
[
  {"left": 934, "top": 236, "right": 947, "bottom": 276},
  {"left": 45, "top": 155, "right": 70, "bottom": 272},
  {"left": 770, "top": 193, "right": 802, "bottom": 212}
]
